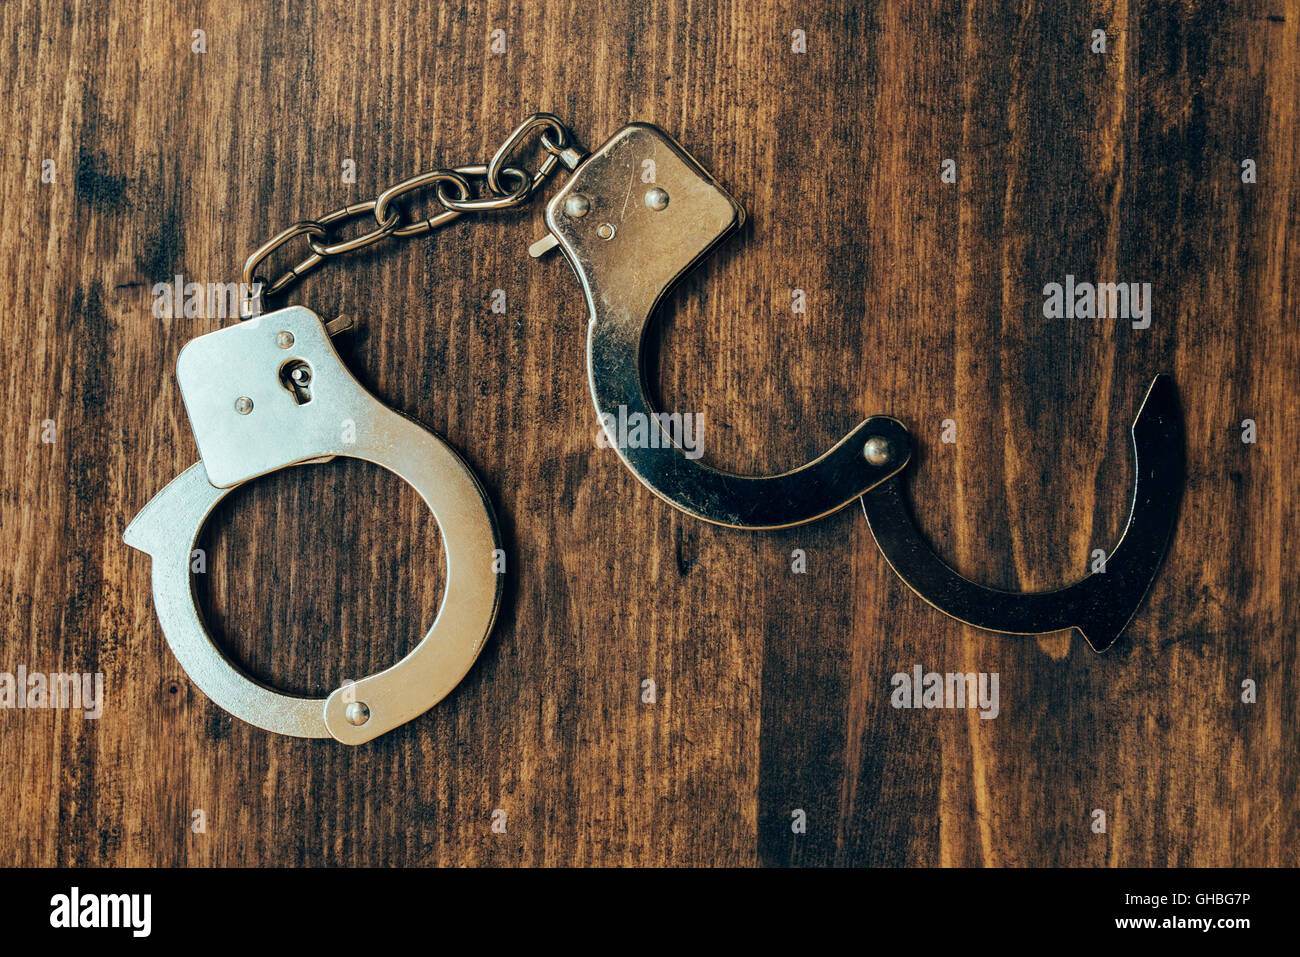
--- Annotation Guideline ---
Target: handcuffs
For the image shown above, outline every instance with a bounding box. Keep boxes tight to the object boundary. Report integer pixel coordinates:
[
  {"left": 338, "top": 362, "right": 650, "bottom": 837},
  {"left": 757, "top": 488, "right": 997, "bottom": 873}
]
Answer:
[
  {"left": 125, "top": 308, "right": 502, "bottom": 744},
  {"left": 128, "top": 114, "right": 1184, "bottom": 744},
  {"left": 528, "top": 121, "right": 1183, "bottom": 654}
]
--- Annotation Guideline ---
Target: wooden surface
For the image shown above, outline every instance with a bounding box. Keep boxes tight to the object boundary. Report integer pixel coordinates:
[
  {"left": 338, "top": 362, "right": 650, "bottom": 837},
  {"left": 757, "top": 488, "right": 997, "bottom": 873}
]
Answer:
[{"left": 1, "top": 0, "right": 1296, "bottom": 867}]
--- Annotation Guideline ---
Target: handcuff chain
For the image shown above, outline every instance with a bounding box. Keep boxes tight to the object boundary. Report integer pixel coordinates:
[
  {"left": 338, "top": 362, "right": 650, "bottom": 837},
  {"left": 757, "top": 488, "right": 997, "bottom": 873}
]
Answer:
[{"left": 239, "top": 112, "right": 579, "bottom": 317}]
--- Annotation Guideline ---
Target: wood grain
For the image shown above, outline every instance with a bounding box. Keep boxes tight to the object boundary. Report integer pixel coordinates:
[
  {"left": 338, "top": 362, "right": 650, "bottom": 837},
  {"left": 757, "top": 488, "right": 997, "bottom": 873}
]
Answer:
[{"left": 0, "top": 0, "right": 1295, "bottom": 867}]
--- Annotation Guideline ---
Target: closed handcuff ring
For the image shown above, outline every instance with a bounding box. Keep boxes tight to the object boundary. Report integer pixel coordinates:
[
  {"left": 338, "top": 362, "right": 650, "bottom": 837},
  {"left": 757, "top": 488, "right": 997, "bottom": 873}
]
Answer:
[
  {"left": 125, "top": 307, "right": 502, "bottom": 744},
  {"left": 531, "top": 122, "right": 1184, "bottom": 651}
]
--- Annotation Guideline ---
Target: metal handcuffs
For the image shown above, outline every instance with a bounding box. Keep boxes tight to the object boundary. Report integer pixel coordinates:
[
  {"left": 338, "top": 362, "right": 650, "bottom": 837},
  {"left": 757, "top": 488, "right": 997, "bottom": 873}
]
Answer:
[
  {"left": 126, "top": 307, "right": 501, "bottom": 744},
  {"left": 529, "top": 122, "right": 1184, "bottom": 653},
  {"left": 129, "top": 118, "right": 1183, "bottom": 747}
]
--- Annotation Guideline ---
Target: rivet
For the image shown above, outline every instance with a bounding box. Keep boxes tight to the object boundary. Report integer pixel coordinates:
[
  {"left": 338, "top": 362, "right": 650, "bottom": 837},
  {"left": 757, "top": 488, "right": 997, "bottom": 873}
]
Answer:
[
  {"left": 345, "top": 701, "right": 370, "bottom": 726},
  {"left": 564, "top": 194, "right": 591, "bottom": 218},
  {"left": 275, "top": 331, "right": 294, "bottom": 349},
  {"left": 645, "top": 187, "right": 669, "bottom": 210},
  {"left": 234, "top": 396, "right": 253, "bottom": 415},
  {"left": 863, "top": 437, "right": 892, "bottom": 466},
  {"left": 597, "top": 223, "right": 616, "bottom": 240}
]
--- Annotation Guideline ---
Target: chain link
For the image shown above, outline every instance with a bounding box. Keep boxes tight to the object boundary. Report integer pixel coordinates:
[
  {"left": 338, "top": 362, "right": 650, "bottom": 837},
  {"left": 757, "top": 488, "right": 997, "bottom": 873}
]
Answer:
[{"left": 240, "top": 113, "right": 580, "bottom": 317}]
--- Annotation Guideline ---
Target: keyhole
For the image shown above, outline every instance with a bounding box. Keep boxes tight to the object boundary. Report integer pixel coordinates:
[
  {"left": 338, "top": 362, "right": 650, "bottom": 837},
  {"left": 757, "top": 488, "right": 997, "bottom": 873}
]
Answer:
[{"left": 279, "top": 359, "right": 313, "bottom": 405}]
